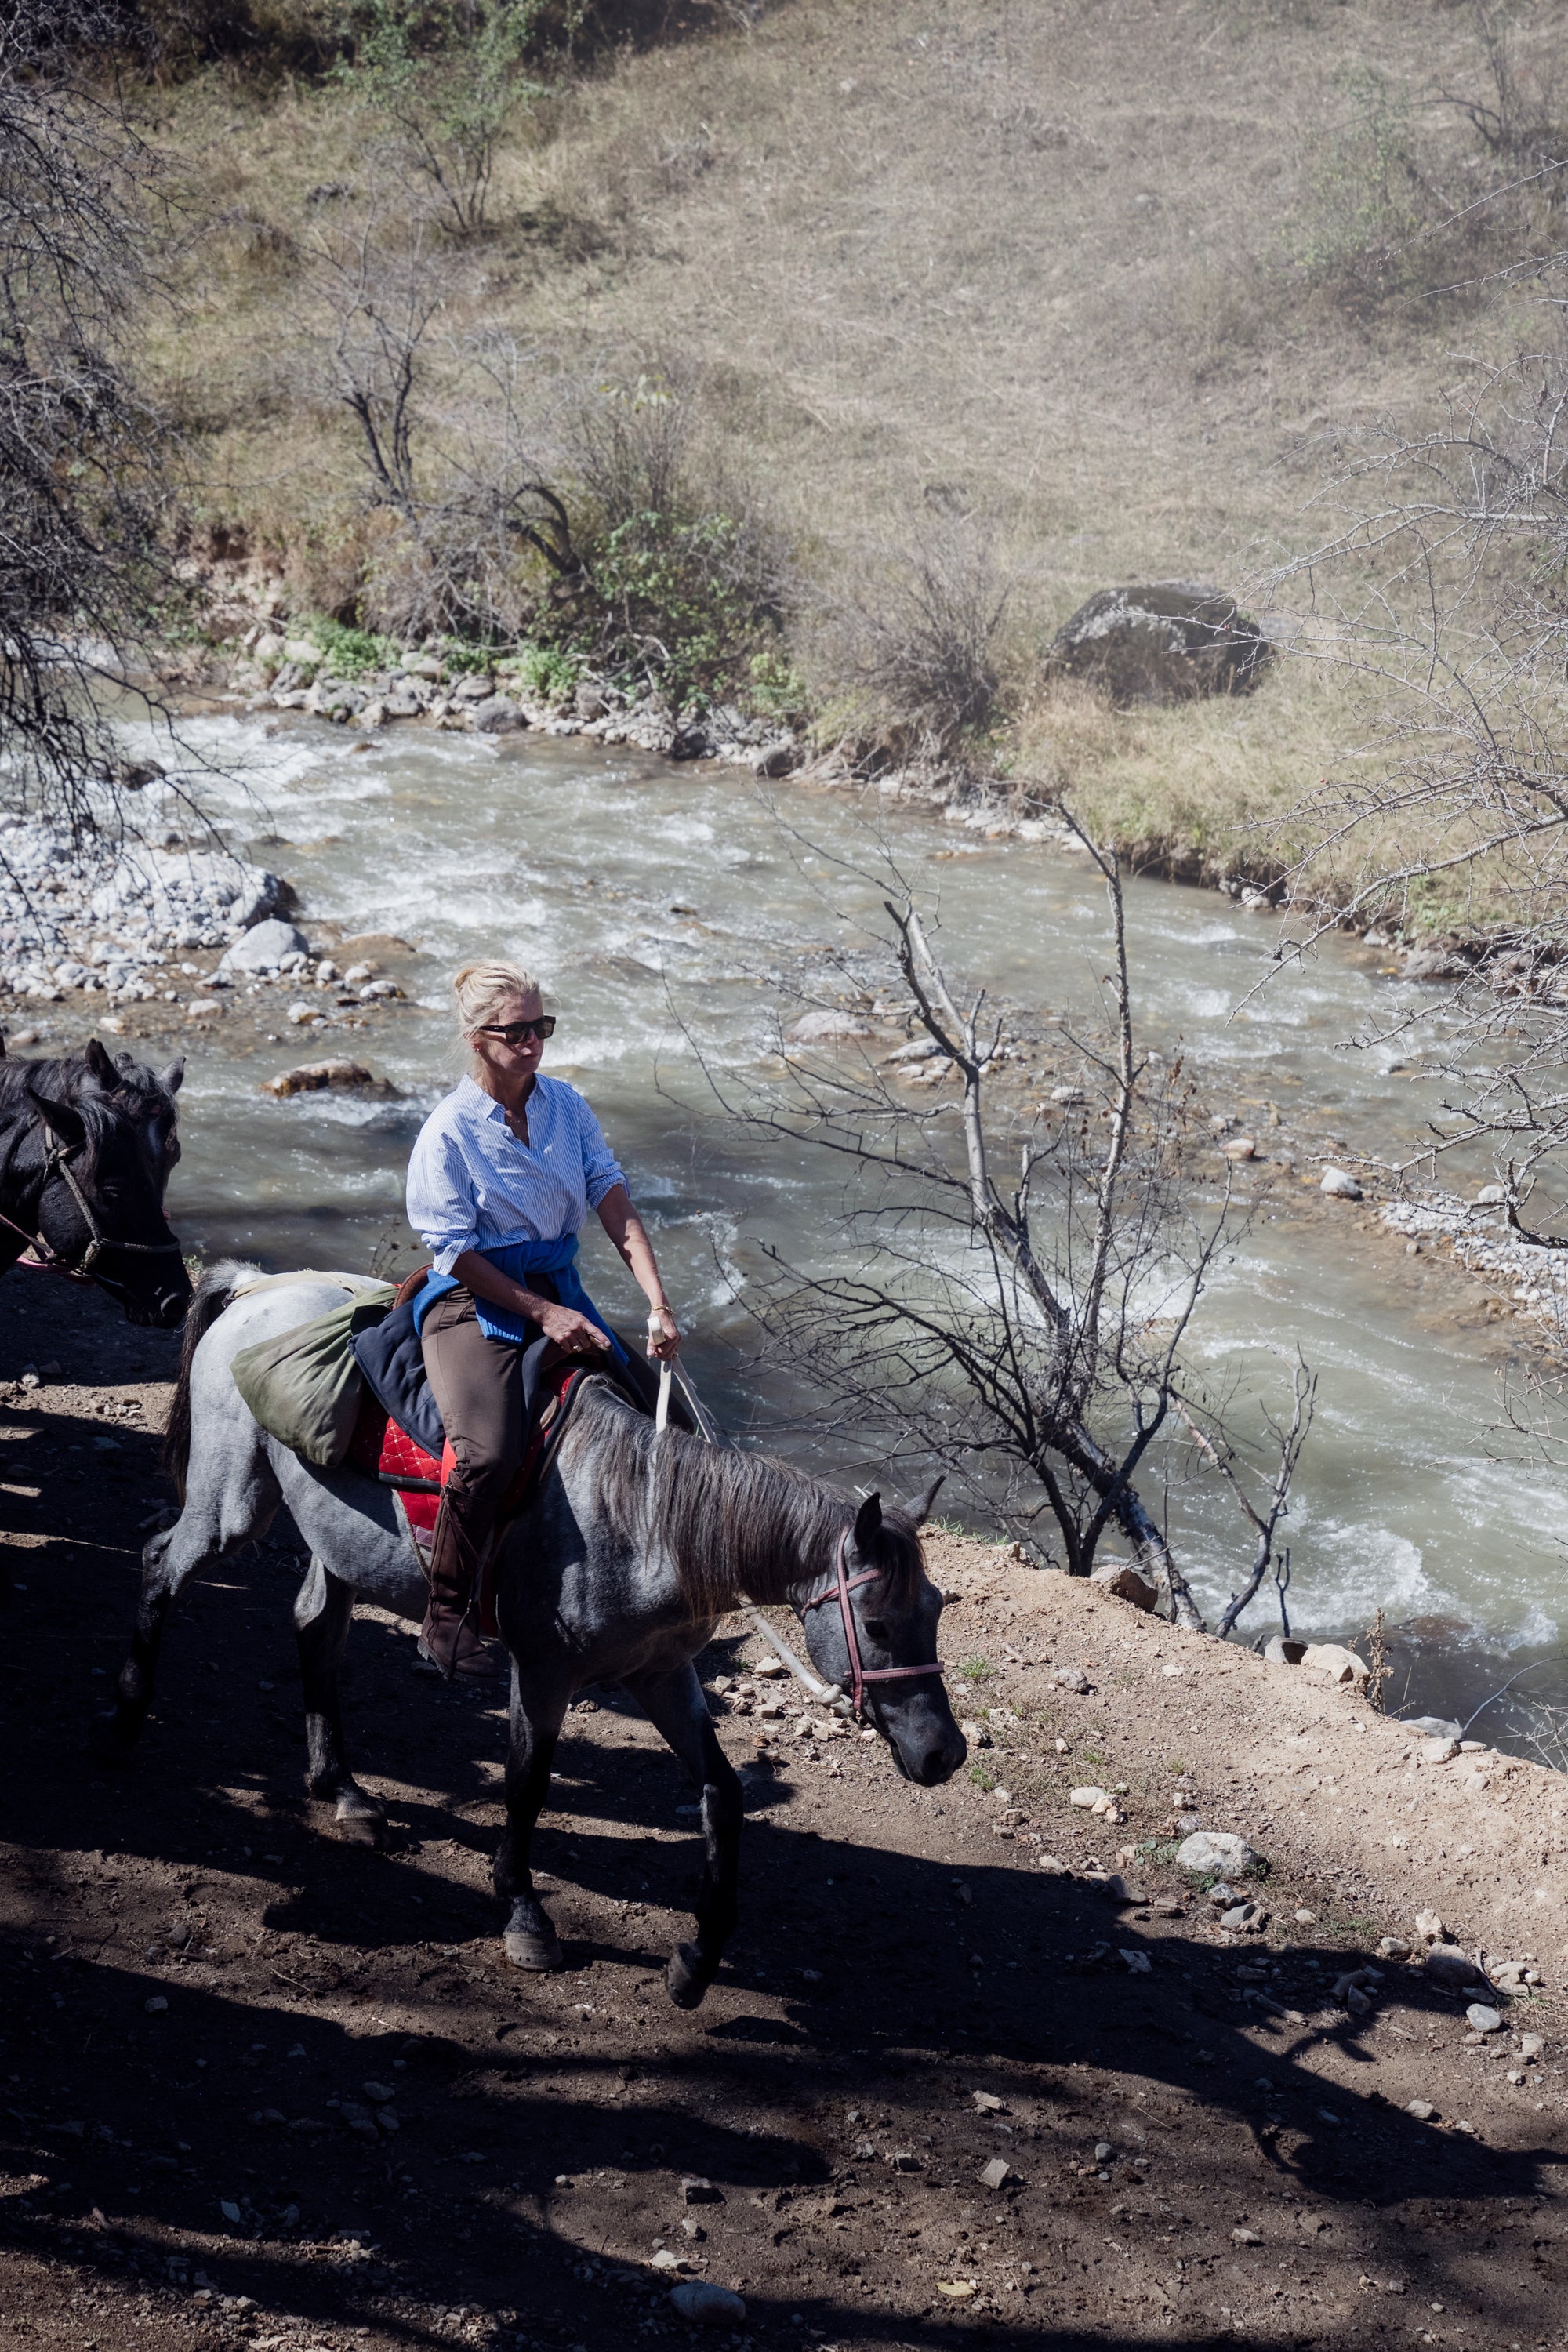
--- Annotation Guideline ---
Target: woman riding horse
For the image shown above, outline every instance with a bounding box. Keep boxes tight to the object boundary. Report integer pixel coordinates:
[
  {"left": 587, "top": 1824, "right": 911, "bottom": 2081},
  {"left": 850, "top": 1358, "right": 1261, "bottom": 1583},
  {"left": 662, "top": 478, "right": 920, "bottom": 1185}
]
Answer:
[{"left": 406, "top": 960, "right": 681, "bottom": 1681}]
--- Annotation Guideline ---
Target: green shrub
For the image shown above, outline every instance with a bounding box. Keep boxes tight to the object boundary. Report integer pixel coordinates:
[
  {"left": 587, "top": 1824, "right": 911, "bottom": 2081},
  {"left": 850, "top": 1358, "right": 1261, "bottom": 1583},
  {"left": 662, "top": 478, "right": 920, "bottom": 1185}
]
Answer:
[
  {"left": 1290, "top": 68, "right": 1429, "bottom": 310},
  {"left": 307, "top": 615, "right": 396, "bottom": 675},
  {"left": 498, "top": 641, "right": 580, "bottom": 702}
]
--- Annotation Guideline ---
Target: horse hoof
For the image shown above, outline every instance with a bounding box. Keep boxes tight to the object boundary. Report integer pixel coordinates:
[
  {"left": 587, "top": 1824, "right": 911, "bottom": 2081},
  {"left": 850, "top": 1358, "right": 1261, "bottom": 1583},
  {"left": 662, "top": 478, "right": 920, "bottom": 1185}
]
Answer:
[
  {"left": 666, "top": 1943, "right": 710, "bottom": 2011},
  {"left": 505, "top": 1927, "right": 564, "bottom": 1973},
  {"left": 333, "top": 1801, "right": 387, "bottom": 1849}
]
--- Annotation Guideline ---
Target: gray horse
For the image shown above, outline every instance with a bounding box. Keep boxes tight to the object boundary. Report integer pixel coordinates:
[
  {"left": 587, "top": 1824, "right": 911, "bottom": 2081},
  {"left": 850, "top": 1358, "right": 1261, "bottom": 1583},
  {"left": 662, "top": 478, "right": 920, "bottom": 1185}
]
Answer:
[{"left": 100, "top": 1264, "right": 966, "bottom": 2008}]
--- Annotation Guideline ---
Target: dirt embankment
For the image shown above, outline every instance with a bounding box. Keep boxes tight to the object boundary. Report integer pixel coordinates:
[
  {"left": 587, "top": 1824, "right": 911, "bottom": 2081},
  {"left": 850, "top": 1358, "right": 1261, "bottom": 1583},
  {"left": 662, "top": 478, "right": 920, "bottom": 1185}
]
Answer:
[{"left": 2, "top": 1277, "right": 1566, "bottom": 2352}]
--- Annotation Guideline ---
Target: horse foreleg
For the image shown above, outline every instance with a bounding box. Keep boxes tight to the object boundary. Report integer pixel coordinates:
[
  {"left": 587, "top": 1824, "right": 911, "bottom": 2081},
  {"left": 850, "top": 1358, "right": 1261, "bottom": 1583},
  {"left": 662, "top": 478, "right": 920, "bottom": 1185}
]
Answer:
[
  {"left": 294, "top": 1558, "right": 387, "bottom": 1847},
  {"left": 630, "top": 1664, "right": 742, "bottom": 2012},
  {"left": 494, "top": 1675, "right": 568, "bottom": 1972}
]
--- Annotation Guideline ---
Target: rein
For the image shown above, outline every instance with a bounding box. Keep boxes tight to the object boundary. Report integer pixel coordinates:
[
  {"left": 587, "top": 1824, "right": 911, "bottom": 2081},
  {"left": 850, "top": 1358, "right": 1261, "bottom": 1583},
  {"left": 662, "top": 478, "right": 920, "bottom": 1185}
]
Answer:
[{"left": 1, "top": 1138, "right": 184, "bottom": 1282}]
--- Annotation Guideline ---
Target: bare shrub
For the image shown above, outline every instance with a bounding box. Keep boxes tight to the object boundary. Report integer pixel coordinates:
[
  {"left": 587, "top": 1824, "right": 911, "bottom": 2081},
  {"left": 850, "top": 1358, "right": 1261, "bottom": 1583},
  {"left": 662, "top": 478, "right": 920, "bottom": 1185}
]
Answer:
[
  {"left": 814, "top": 514, "right": 1013, "bottom": 769},
  {"left": 0, "top": 0, "right": 180, "bottom": 837},
  {"left": 697, "top": 814, "right": 1313, "bottom": 1633}
]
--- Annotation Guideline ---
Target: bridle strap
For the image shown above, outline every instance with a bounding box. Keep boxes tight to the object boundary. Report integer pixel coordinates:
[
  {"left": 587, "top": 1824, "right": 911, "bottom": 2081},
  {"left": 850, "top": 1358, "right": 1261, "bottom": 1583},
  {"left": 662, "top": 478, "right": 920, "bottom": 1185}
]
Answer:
[
  {"left": 6, "top": 1138, "right": 184, "bottom": 1283},
  {"left": 799, "top": 1526, "right": 946, "bottom": 1722}
]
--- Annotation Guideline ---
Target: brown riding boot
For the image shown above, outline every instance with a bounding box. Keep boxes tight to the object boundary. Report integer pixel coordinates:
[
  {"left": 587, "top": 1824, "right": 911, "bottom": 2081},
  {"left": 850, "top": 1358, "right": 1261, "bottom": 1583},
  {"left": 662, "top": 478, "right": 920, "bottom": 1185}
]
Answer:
[{"left": 419, "top": 1492, "right": 505, "bottom": 1683}]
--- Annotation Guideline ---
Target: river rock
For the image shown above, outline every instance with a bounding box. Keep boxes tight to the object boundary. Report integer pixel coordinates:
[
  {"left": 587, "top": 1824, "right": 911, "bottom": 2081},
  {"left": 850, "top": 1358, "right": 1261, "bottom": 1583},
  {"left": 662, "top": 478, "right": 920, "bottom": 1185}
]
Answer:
[
  {"left": 1089, "top": 1559, "right": 1159, "bottom": 1610},
  {"left": 263, "top": 1059, "right": 384, "bottom": 1098},
  {"left": 1418, "top": 1736, "right": 1460, "bottom": 1765},
  {"left": 1221, "top": 1900, "right": 1269, "bottom": 1933},
  {"left": 1425, "top": 1943, "right": 1482, "bottom": 1991},
  {"left": 1467, "top": 2003, "right": 1504, "bottom": 2034},
  {"left": 1264, "top": 1635, "right": 1307, "bottom": 1664},
  {"left": 1045, "top": 581, "right": 1270, "bottom": 706},
  {"left": 220, "top": 918, "right": 310, "bottom": 975},
  {"left": 1319, "top": 1167, "right": 1363, "bottom": 1200},
  {"left": 1403, "top": 946, "right": 1467, "bottom": 982},
  {"left": 1220, "top": 1136, "right": 1257, "bottom": 1160},
  {"left": 787, "top": 1008, "right": 874, "bottom": 1044},
  {"left": 470, "top": 695, "right": 524, "bottom": 734},
  {"left": 1407, "top": 1717, "right": 1462, "bottom": 1740},
  {"left": 1301, "top": 1642, "right": 1368, "bottom": 1685},
  {"left": 1177, "top": 1831, "right": 1264, "bottom": 1879},
  {"left": 1052, "top": 1665, "right": 1093, "bottom": 1693},
  {"left": 668, "top": 2282, "right": 746, "bottom": 2325}
]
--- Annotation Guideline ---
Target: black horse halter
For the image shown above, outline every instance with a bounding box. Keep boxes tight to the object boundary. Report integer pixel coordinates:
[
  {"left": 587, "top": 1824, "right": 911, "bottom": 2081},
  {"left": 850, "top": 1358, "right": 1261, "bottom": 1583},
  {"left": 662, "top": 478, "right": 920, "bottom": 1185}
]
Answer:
[{"left": 0, "top": 1135, "right": 184, "bottom": 1282}]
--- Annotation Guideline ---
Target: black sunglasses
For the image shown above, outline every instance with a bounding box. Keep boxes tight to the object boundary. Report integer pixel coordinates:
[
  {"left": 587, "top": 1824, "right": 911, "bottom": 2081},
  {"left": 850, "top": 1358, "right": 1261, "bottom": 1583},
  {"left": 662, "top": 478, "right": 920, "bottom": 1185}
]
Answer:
[{"left": 477, "top": 1016, "right": 557, "bottom": 1044}]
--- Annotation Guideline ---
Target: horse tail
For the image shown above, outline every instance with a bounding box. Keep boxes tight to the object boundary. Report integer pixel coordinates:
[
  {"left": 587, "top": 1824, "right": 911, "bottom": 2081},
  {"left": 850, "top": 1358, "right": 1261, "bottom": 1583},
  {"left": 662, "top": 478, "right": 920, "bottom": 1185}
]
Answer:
[{"left": 162, "top": 1259, "right": 255, "bottom": 1499}]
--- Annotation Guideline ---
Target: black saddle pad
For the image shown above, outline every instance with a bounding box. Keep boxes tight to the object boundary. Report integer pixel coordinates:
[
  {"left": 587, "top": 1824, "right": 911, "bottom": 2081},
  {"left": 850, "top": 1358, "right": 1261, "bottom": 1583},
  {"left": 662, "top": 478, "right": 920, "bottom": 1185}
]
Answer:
[{"left": 350, "top": 1294, "right": 690, "bottom": 1462}]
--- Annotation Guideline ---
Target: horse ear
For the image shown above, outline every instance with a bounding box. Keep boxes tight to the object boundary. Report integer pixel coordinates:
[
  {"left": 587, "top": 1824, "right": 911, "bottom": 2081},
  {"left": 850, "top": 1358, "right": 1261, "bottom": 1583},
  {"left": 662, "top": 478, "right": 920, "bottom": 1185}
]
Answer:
[
  {"left": 904, "top": 1473, "right": 946, "bottom": 1526},
  {"left": 85, "top": 1037, "right": 118, "bottom": 1087},
  {"left": 26, "top": 1083, "right": 85, "bottom": 1150},
  {"left": 852, "top": 1490, "right": 883, "bottom": 1552},
  {"left": 158, "top": 1058, "right": 185, "bottom": 1095}
]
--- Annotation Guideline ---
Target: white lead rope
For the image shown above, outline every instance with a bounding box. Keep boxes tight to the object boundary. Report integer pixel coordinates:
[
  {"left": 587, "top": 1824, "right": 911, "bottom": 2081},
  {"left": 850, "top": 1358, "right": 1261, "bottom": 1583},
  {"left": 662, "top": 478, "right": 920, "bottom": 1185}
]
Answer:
[{"left": 649, "top": 1319, "right": 852, "bottom": 1719}]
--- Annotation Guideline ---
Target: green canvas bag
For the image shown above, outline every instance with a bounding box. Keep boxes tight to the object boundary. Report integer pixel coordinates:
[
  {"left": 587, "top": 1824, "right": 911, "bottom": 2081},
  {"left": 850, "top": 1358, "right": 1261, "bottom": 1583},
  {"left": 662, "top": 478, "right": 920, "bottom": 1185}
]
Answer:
[{"left": 230, "top": 1283, "right": 396, "bottom": 1468}]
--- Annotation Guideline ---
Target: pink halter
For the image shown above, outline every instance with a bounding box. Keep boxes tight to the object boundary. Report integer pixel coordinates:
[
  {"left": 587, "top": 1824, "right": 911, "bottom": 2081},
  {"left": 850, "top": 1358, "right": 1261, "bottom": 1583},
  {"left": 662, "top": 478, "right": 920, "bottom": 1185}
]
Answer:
[{"left": 800, "top": 1527, "right": 947, "bottom": 1722}]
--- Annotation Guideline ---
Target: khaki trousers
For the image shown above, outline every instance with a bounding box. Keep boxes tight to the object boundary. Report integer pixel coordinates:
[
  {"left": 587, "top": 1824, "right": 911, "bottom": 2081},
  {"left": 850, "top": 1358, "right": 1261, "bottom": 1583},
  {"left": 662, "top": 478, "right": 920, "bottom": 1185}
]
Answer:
[{"left": 419, "top": 1285, "right": 533, "bottom": 1606}]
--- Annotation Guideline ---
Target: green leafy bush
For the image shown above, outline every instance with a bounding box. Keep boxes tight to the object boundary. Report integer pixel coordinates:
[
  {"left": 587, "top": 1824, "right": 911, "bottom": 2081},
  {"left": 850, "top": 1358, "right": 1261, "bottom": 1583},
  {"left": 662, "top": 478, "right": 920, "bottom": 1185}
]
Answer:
[
  {"left": 498, "top": 641, "right": 580, "bottom": 702},
  {"left": 305, "top": 615, "right": 395, "bottom": 675}
]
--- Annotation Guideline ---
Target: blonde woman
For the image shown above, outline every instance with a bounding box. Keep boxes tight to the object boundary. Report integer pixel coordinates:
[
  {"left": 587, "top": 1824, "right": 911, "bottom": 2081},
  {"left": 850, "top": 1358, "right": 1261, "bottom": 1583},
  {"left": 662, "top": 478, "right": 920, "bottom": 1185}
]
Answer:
[{"left": 405, "top": 960, "right": 681, "bottom": 1679}]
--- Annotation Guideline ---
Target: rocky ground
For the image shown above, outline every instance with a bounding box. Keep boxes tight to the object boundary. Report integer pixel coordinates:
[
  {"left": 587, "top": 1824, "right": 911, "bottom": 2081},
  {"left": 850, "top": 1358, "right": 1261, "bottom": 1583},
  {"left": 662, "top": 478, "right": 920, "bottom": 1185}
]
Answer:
[{"left": 2, "top": 1276, "right": 1567, "bottom": 2352}]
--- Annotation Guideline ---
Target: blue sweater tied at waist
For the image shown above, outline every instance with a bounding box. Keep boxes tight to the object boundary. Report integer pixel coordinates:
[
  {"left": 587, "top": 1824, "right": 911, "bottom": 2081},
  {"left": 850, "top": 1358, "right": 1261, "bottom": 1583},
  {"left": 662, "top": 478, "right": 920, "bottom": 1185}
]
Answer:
[{"left": 412, "top": 1234, "right": 628, "bottom": 1363}]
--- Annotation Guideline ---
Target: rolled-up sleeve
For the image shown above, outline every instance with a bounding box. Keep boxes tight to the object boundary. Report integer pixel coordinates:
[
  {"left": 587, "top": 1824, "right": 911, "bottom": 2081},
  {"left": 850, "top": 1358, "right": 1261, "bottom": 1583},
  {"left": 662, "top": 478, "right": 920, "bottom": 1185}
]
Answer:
[
  {"left": 407, "top": 1120, "right": 481, "bottom": 1275},
  {"left": 576, "top": 1094, "right": 626, "bottom": 1209}
]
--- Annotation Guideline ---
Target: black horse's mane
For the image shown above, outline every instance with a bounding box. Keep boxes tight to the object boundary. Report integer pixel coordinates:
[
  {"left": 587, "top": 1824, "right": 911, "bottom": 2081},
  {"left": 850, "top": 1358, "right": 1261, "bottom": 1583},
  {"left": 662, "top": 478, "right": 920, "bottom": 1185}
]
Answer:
[
  {"left": 0, "top": 1043, "right": 179, "bottom": 1180},
  {"left": 577, "top": 1381, "right": 924, "bottom": 1616}
]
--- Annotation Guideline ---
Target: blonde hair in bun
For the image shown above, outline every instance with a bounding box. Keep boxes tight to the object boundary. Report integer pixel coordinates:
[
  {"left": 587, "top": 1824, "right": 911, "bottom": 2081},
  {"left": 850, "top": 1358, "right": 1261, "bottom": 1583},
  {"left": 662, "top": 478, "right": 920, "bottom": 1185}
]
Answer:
[{"left": 452, "top": 959, "right": 543, "bottom": 1040}]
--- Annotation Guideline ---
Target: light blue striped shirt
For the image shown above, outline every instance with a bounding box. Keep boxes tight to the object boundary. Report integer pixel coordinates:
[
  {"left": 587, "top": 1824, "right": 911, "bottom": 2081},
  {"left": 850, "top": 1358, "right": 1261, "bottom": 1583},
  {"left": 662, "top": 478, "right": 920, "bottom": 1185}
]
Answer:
[{"left": 405, "top": 1073, "right": 627, "bottom": 1276}]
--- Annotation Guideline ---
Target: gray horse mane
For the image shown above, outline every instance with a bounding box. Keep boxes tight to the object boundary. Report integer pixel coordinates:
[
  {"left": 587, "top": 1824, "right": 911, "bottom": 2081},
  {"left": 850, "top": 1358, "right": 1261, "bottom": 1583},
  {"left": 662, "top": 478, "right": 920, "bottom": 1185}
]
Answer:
[{"left": 577, "top": 1380, "right": 925, "bottom": 1615}]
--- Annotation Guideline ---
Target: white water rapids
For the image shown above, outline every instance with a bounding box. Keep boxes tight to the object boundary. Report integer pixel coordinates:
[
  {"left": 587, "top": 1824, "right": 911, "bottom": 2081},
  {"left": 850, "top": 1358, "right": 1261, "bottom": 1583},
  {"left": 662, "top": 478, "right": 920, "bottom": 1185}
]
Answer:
[{"left": 114, "top": 707, "right": 1567, "bottom": 1735}]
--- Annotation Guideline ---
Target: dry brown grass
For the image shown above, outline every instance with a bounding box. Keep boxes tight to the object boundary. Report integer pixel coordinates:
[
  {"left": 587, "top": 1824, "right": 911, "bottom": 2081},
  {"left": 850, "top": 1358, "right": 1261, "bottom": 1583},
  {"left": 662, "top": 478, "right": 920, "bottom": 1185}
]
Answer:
[{"left": 138, "top": 0, "right": 1567, "bottom": 901}]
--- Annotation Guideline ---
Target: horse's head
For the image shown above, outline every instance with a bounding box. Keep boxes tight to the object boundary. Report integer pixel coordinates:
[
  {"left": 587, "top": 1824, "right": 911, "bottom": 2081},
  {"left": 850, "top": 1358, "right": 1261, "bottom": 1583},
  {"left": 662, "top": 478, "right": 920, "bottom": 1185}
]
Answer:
[
  {"left": 798, "top": 1482, "right": 967, "bottom": 1788},
  {"left": 16, "top": 1037, "right": 192, "bottom": 1328}
]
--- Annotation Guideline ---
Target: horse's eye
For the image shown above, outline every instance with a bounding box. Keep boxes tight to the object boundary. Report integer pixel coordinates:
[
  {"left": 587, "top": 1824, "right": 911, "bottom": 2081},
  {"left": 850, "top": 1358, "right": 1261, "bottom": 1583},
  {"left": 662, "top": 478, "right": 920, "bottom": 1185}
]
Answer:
[{"left": 863, "top": 1617, "right": 889, "bottom": 1641}]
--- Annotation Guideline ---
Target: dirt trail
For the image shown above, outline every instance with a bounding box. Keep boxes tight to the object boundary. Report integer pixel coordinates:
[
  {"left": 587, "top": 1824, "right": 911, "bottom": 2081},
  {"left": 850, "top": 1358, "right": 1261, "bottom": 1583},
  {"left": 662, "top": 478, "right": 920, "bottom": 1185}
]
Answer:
[{"left": 2, "top": 1276, "right": 1566, "bottom": 2352}]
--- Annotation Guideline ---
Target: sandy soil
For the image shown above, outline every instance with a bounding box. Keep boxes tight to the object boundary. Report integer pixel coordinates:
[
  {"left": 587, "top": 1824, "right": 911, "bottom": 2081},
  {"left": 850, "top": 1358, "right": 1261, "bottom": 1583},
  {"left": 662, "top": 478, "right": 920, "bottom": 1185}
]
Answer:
[{"left": 2, "top": 1276, "right": 1566, "bottom": 2352}]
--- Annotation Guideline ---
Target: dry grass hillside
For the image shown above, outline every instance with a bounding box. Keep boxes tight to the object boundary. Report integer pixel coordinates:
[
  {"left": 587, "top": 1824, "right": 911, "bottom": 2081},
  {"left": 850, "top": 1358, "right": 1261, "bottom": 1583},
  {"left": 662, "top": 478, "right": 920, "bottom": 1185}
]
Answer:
[{"left": 144, "top": 0, "right": 1565, "bottom": 889}]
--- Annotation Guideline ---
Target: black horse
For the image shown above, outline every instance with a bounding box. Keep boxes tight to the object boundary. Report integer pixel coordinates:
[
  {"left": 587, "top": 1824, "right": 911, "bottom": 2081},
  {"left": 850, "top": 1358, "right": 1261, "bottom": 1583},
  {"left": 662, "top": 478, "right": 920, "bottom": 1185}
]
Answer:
[{"left": 0, "top": 1035, "right": 191, "bottom": 1328}]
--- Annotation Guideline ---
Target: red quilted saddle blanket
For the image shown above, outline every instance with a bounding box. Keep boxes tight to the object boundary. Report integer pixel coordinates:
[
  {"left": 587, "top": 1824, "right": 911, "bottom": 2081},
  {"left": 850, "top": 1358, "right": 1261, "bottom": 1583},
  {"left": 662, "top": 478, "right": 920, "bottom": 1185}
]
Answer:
[{"left": 343, "top": 1364, "right": 588, "bottom": 1634}]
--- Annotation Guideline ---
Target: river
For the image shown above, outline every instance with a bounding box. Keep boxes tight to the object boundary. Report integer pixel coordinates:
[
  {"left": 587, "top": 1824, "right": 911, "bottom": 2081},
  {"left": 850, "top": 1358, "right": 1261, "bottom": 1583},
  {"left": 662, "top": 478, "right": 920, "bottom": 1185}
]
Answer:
[{"left": 124, "top": 706, "right": 1566, "bottom": 1741}]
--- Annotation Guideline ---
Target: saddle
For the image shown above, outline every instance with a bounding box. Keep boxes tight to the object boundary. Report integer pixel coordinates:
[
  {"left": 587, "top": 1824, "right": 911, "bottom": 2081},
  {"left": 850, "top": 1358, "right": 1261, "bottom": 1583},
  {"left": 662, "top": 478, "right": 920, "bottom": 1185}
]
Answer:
[{"left": 344, "top": 1266, "right": 678, "bottom": 1635}]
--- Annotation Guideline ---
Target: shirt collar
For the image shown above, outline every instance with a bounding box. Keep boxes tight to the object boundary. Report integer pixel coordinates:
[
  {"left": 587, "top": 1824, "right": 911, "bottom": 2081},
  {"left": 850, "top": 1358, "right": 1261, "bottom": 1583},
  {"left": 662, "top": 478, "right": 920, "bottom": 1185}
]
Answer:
[
  {"left": 459, "top": 1074, "right": 507, "bottom": 1122},
  {"left": 460, "top": 1073, "right": 546, "bottom": 1123}
]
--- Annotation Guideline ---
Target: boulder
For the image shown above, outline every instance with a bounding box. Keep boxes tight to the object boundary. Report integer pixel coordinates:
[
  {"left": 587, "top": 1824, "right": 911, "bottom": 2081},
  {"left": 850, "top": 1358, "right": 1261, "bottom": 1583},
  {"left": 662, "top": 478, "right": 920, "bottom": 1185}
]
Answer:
[
  {"left": 786, "top": 1008, "right": 874, "bottom": 1044},
  {"left": 1177, "top": 1830, "right": 1264, "bottom": 1879},
  {"left": 263, "top": 1059, "right": 385, "bottom": 1099},
  {"left": 469, "top": 695, "right": 524, "bottom": 734},
  {"left": 1045, "top": 581, "right": 1271, "bottom": 706},
  {"left": 1301, "top": 1642, "right": 1368, "bottom": 1685},
  {"left": 1264, "top": 1635, "right": 1307, "bottom": 1665},
  {"left": 1090, "top": 1558, "right": 1159, "bottom": 1610},
  {"left": 220, "top": 917, "right": 309, "bottom": 975},
  {"left": 1319, "top": 1167, "right": 1363, "bottom": 1200},
  {"left": 1425, "top": 1943, "right": 1483, "bottom": 1991}
]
